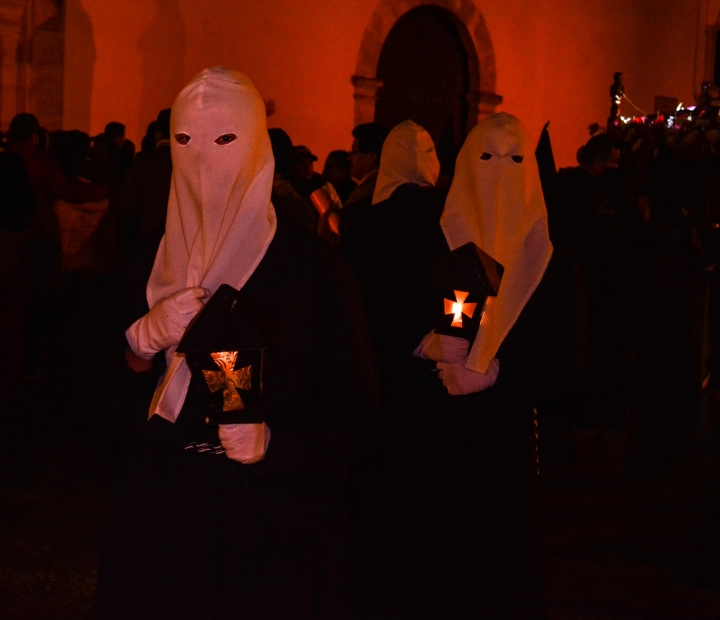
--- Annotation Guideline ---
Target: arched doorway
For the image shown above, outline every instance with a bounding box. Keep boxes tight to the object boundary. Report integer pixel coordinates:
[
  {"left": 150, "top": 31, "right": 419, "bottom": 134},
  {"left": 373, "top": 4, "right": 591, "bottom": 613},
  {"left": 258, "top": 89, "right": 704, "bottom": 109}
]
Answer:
[
  {"left": 352, "top": 0, "right": 501, "bottom": 140},
  {"left": 374, "top": 6, "right": 469, "bottom": 149}
]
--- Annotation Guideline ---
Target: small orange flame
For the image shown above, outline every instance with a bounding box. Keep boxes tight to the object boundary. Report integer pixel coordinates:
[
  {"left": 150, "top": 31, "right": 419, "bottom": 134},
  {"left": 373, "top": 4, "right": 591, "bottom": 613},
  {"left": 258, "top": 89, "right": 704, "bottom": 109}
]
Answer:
[{"left": 444, "top": 290, "right": 477, "bottom": 328}]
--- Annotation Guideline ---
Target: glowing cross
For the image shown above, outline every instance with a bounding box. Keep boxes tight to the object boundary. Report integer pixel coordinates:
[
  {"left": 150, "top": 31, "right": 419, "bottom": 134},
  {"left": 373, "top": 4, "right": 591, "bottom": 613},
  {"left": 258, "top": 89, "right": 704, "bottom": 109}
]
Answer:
[
  {"left": 202, "top": 351, "right": 252, "bottom": 411},
  {"left": 444, "top": 290, "right": 477, "bottom": 328}
]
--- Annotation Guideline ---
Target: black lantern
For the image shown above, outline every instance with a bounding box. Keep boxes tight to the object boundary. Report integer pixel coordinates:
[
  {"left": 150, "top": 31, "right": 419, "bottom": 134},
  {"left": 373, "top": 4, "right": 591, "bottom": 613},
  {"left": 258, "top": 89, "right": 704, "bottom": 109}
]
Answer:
[
  {"left": 176, "top": 284, "right": 275, "bottom": 425},
  {"left": 428, "top": 242, "right": 504, "bottom": 343}
]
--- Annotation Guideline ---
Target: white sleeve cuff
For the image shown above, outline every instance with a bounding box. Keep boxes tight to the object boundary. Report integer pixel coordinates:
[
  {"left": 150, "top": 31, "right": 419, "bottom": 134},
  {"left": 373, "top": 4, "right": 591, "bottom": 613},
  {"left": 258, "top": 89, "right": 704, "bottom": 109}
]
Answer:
[{"left": 125, "top": 316, "right": 156, "bottom": 360}]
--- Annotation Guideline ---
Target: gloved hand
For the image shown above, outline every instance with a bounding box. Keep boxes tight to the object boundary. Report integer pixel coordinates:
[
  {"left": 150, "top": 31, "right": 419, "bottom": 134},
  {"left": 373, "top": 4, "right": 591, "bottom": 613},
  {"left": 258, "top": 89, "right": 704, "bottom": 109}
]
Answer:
[
  {"left": 413, "top": 330, "right": 469, "bottom": 363},
  {"left": 436, "top": 358, "right": 499, "bottom": 396},
  {"left": 219, "top": 422, "right": 271, "bottom": 464},
  {"left": 125, "top": 287, "right": 210, "bottom": 360}
]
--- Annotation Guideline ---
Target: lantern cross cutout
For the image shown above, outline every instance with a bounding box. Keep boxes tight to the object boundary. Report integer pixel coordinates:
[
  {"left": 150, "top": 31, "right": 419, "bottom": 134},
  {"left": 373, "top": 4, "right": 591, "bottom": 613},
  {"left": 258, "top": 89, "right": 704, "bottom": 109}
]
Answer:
[
  {"left": 202, "top": 351, "right": 252, "bottom": 412},
  {"left": 444, "top": 290, "right": 478, "bottom": 328}
]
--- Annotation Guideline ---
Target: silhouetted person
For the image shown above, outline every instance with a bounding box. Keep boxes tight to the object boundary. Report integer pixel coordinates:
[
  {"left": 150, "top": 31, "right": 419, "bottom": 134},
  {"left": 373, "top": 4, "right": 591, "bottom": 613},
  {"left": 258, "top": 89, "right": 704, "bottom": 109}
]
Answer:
[
  {"left": 697, "top": 81, "right": 712, "bottom": 113},
  {"left": 118, "top": 108, "right": 173, "bottom": 252},
  {"left": 95, "top": 121, "right": 135, "bottom": 191},
  {"left": 0, "top": 145, "right": 35, "bottom": 401},
  {"left": 140, "top": 120, "right": 159, "bottom": 154},
  {"left": 5, "top": 113, "right": 110, "bottom": 378},
  {"left": 549, "top": 133, "right": 619, "bottom": 252},
  {"left": 338, "top": 122, "right": 388, "bottom": 244},
  {"left": 323, "top": 150, "right": 356, "bottom": 204},
  {"left": 286, "top": 144, "right": 326, "bottom": 199},
  {"left": 609, "top": 71, "right": 624, "bottom": 128},
  {"left": 268, "top": 128, "right": 316, "bottom": 232}
]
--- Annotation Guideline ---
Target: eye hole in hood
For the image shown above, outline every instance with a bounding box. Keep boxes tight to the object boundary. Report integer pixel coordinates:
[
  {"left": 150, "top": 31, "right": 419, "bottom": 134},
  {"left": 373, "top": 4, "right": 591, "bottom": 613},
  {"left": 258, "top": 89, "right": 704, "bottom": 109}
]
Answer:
[
  {"left": 175, "top": 133, "right": 191, "bottom": 145},
  {"left": 215, "top": 133, "right": 237, "bottom": 146}
]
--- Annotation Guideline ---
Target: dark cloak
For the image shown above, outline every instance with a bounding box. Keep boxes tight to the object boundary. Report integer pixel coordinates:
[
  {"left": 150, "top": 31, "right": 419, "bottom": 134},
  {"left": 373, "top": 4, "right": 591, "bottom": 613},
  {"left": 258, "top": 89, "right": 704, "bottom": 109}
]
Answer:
[
  {"left": 94, "top": 213, "right": 381, "bottom": 620},
  {"left": 344, "top": 183, "right": 581, "bottom": 619}
]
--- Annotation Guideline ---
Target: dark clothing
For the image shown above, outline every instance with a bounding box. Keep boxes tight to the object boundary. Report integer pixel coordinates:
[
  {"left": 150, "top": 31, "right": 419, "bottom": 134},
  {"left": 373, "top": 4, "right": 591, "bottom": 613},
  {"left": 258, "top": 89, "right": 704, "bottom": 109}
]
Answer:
[
  {"left": 633, "top": 217, "right": 704, "bottom": 456},
  {"left": 7, "top": 141, "right": 110, "bottom": 242},
  {"left": 572, "top": 171, "right": 645, "bottom": 430},
  {"left": 345, "top": 183, "right": 579, "bottom": 618},
  {"left": 0, "top": 149, "right": 34, "bottom": 233},
  {"left": 271, "top": 176, "right": 317, "bottom": 233},
  {"left": 118, "top": 143, "right": 173, "bottom": 243},
  {"left": 286, "top": 171, "right": 326, "bottom": 200},
  {"left": 331, "top": 176, "right": 357, "bottom": 205},
  {"left": 337, "top": 170, "right": 379, "bottom": 264},
  {"left": 95, "top": 213, "right": 381, "bottom": 619},
  {"left": 548, "top": 166, "right": 597, "bottom": 253},
  {"left": 6, "top": 141, "right": 111, "bottom": 377},
  {"left": 344, "top": 171, "right": 377, "bottom": 209},
  {"left": 0, "top": 151, "right": 35, "bottom": 400}
]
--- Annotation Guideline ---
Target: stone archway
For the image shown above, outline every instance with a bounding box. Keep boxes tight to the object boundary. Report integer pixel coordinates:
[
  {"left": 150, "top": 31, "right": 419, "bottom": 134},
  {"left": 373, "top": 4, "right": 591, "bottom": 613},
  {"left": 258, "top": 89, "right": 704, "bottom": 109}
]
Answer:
[{"left": 352, "top": 0, "right": 501, "bottom": 131}]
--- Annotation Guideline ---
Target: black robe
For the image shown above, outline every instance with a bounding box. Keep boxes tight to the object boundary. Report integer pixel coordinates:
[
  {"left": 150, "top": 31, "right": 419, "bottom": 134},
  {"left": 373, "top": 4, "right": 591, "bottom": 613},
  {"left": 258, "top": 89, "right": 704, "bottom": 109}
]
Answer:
[
  {"left": 94, "top": 213, "right": 380, "bottom": 620},
  {"left": 344, "top": 183, "right": 581, "bottom": 619}
]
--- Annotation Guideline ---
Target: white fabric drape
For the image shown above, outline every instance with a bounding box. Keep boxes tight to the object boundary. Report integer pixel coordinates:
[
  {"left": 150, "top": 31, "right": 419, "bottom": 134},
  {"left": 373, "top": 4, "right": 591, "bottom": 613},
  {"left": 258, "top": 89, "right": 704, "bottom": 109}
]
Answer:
[
  {"left": 371, "top": 120, "right": 440, "bottom": 205},
  {"left": 147, "top": 67, "right": 277, "bottom": 422},
  {"left": 440, "top": 113, "right": 552, "bottom": 374}
]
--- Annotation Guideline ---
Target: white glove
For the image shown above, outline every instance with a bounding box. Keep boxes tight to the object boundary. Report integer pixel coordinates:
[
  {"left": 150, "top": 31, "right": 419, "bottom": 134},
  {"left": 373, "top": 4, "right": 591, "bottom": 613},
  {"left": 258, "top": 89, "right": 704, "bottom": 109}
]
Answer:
[
  {"left": 219, "top": 422, "right": 271, "bottom": 464},
  {"left": 436, "top": 358, "right": 499, "bottom": 396},
  {"left": 125, "top": 287, "right": 209, "bottom": 360},
  {"left": 413, "top": 330, "right": 469, "bottom": 363}
]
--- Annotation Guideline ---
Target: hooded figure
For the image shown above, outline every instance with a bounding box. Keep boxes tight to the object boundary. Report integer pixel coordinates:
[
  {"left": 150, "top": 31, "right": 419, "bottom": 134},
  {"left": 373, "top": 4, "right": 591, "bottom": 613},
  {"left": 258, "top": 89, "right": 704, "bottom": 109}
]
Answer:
[
  {"left": 96, "top": 68, "right": 380, "bottom": 620},
  {"left": 339, "top": 120, "right": 443, "bottom": 267},
  {"left": 344, "top": 113, "right": 574, "bottom": 619},
  {"left": 438, "top": 112, "right": 553, "bottom": 379},
  {"left": 371, "top": 119, "right": 440, "bottom": 205}
]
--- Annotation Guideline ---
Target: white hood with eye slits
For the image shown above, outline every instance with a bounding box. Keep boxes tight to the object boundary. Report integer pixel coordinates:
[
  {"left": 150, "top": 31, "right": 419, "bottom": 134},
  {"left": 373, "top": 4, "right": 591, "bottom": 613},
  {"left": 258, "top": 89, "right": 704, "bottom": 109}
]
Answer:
[
  {"left": 371, "top": 119, "right": 440, "bottom": 205},
  {"left": 147, "top": 67, "right": 277, "bottom": 423},
  {"left": 440, "top": 112, "right": 552, "bottom": 374}
]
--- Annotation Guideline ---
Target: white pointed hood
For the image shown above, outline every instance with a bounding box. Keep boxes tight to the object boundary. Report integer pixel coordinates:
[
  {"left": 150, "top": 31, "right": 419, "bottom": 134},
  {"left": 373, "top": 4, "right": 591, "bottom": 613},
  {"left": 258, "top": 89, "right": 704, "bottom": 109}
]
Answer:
[
  {"left": 440, "top": 112, "right": 552, "bottom": 374},
  {"left": 371, "top": 120, "right": 440, "bottom": 205},
  {"left": 147, "top": 67, "right": 277, "bottom": 422}
]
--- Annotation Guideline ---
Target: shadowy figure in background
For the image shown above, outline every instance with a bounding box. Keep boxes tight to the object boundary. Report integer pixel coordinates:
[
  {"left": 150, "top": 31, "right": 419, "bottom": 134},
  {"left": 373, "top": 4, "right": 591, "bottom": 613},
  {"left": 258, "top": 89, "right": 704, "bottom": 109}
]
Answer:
[
  {"left": 94, "top": 122, "right": 135, "bottom": 192},
  {"left": 286, "top": 145, "right": 342, "bottom": 243},
  {"left": 50, "top": 130, "right": 114, "bottom": 379},
  {"left": 140, "top": 120, "right": 159, "bottom": 155},
  {"left": 549, "top": 133, "right": 619, "bottom": 253},
  {"left": 0, "top": 145, "right": 35, "bottom": 402},
  {"left": 118, "top": 108, "right": 173, "bottom": 256},
  {"left": 608, "top": 72, "right": 624, "bottom": 129},
  {"left": 286, "top": 145, "right": 327, "bottom": 201},
  {"left": 323, "top": 150, "right": 356, "bottom": 205},
  {"left": 90, "top": 122, "right": 136, "bottom": 268},
  {"left": 631, "top": 147, "right": 704, "bottom": 477},
  {"left": 268, "top": 128, "right": 316, "bottom": 233},
  {"left": 338, "top": 123, "right": 389, "bottom": 246},
  {"left": 5, "top": 113, "right": 110, "bottom": 380}
]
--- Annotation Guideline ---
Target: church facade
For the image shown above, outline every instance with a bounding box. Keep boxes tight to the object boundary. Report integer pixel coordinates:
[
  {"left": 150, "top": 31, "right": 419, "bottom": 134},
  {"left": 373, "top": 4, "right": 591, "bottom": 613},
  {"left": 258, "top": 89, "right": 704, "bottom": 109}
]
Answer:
[{"left": 2, "top": 0, "right": 720, "bottom": 165}]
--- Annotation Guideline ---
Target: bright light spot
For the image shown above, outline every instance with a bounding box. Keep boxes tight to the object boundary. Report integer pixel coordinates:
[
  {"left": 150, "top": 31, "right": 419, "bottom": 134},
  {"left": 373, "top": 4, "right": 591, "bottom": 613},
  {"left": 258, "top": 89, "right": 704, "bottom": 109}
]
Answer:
[{"left": 444, "top": 291, "right": 477, "bottom": 328}]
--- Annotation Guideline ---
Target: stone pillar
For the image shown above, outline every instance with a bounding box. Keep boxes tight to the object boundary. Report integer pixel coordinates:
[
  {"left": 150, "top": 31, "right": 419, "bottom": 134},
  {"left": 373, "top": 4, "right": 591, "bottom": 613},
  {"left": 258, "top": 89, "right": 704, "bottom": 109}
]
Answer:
[
  {"left": 0, "top": 0, "right": 26, "bottom": 131},
  {"left": 0, "top": 0, "right": 64, "bottom": 132},
  {"left": 351, "top": 75, "right": 384, "bottom": 126}
]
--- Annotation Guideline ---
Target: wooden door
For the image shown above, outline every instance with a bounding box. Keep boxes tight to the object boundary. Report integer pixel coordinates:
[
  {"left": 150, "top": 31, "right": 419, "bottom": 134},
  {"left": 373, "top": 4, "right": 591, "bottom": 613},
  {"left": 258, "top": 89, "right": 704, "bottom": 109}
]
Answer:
[{"left": 374, "top": 6, "right": 470, "bottom": 150}]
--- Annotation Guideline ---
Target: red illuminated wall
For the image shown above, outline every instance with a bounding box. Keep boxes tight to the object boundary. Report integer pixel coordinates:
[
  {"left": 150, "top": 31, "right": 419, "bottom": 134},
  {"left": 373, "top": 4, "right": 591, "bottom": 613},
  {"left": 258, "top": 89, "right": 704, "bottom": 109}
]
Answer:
[{"left": 63, "top": 0, "right": 706, "bottom": 167}]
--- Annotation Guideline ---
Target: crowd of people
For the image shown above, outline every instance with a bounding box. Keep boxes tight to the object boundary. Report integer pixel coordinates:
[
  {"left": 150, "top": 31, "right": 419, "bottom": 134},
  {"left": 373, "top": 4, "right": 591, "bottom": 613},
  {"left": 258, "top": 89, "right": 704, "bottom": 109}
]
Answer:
[{"left": 0, "top": 66, "right": 718, "bottom": 617}]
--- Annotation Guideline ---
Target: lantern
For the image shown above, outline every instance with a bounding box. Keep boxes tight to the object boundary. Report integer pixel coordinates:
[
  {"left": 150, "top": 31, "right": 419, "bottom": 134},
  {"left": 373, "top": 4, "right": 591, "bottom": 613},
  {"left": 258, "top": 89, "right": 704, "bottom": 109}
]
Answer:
[
  {"left": 428, "top": 242, "right": 504, "bottom": 343},
  {"left": 176, "top": 284, "right": 275, "bottom": 425}
]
